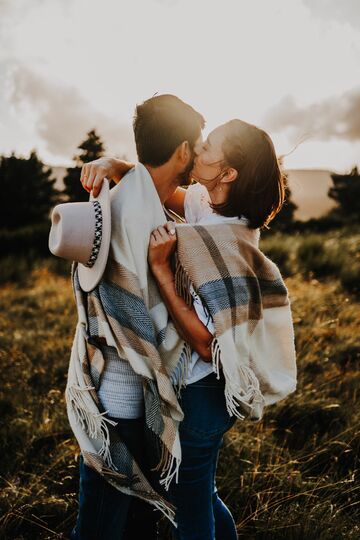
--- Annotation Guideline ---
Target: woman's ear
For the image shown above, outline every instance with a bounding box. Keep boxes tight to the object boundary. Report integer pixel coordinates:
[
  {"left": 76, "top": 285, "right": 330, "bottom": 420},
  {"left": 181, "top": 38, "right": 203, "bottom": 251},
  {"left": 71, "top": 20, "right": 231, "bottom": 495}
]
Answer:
[{"left": 220, "top": 167, "right": 238, "bottom": 184}]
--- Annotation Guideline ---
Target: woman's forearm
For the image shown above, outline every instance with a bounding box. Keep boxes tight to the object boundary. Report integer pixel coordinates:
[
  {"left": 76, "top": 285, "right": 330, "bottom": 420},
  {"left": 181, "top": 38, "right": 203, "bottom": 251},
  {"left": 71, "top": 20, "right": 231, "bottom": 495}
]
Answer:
[
  {"left": 153, "top": 267, "right": 213, "bottom": 361},
  {"left": 84, "top": 158, "right": 186, "bottom": 217},
  {"left": 109, "top": 158, "right": 135, "bottom": 183},
  {"left": 81, "top": 157, "right": 135, "bottom": 197}
]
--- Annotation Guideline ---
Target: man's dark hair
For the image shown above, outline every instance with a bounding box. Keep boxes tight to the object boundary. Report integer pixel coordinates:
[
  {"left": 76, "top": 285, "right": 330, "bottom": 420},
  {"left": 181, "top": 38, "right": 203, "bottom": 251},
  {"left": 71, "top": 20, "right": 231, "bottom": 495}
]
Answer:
[{"left": 133, "top": 94, "right": 205, "bottom": 167}]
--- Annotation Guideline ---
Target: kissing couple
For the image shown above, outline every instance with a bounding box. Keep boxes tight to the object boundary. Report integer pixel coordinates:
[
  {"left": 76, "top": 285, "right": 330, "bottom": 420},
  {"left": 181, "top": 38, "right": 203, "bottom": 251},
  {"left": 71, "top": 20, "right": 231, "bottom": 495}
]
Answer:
[{"left": 49, "top": 94, "right": 297, "bottom": 540}]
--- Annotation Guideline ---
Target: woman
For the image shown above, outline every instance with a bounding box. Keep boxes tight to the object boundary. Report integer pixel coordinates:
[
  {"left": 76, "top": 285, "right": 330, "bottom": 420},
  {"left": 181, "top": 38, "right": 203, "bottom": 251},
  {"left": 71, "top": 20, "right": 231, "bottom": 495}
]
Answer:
[{"left": 81, "top": 119, "right": 297, "bottom": 539}]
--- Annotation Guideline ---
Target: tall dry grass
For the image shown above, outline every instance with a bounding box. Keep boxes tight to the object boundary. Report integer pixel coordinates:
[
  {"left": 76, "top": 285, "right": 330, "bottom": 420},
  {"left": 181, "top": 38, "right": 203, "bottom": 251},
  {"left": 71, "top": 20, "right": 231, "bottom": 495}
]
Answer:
[{"left": 0, "top": 227, "right": 359, "bottom": 539}]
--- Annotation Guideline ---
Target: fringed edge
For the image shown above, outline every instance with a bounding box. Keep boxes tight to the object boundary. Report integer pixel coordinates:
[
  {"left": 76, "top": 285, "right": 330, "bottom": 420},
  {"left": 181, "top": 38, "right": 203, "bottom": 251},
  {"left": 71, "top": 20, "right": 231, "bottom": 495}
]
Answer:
[
  {"left": 159, "top": 452, "right": 181, "bottom": 491},
  {"left": 211, "top": 339, "right": 221, "bottom": 380},
  {"left": 210, "top": 337, "right": 265, "bottom": 420},
  {"left": 66, "top": 384, "right": 118, "bottom": 469},
  {"left": 105, "top": 469, "right": 178, "bottom": 527},
  {"left": 170, "top": 341, "right": 192, "bottom": 396},
  {"left": 175, "top": 259, "right": 193, "bottom": 307},
  {"left": 153, "top": 439, "right": 181, "bottom": 492},
  {"left": 152, "top": 498, "right": 177, "bottom": 528}
]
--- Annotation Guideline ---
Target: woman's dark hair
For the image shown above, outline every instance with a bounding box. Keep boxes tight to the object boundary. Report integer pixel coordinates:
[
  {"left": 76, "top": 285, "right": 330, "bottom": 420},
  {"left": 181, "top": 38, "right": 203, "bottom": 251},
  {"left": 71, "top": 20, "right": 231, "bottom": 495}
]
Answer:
[
  {"left": 212, "top": 119, "right": 285, "bottom": 229},
  {"left": 133, "top": 94, "right": 205, "bottom": 167}
]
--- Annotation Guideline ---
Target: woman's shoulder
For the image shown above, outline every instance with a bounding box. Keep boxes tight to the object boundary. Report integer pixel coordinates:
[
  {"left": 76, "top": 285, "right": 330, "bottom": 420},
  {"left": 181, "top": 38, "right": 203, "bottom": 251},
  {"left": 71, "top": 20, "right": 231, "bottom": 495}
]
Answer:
[
  {"left": 187, "top": 182, "right": 207, "bottom": 194},
  {"left": 184, "top": 183, "right": 212, "bottom": 224}
]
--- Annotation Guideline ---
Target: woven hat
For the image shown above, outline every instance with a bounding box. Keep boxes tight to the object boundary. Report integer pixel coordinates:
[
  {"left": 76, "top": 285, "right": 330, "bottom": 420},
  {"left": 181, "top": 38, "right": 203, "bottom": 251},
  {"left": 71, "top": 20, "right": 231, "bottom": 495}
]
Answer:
[{"left": 49, "top": 179, "right": 111, "bottom": 292}]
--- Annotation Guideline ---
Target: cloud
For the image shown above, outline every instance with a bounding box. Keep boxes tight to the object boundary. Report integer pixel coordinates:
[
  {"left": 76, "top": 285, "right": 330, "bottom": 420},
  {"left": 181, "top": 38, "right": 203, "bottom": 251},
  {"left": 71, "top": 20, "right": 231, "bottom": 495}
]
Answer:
[
  {"left": 153, "top": 0, "right": 179, "bottom": 5},
  {"left": 264, "top": 88, "right": 360, "bottom": 142},
  {"left": 8, "top": 64, "right": 135, "bottom": 160},
  {"left": 0, "top": 0, "right": 47, "bottom": 27},
  {"left": 303, "top": 0, "right": 360, "bottom": 29}
]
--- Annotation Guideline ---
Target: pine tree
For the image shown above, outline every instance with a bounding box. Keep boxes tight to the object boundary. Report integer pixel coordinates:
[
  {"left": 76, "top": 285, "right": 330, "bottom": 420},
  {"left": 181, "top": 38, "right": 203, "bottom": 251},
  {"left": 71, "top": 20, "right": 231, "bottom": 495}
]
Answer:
[
  {"left": 329, "top": 166, "right": 360, "bottom": 218},
  {"left": 0, "top": 151, "right": 58, "bottom": 229},
  {"left": 63, "top": 129, "right": 105, "bottom": 202}
]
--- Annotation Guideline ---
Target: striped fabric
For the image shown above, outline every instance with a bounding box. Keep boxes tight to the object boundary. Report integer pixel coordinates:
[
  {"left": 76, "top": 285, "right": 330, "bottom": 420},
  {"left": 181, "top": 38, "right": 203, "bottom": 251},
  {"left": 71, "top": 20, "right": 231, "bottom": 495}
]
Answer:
[
  {"left": 65, "top": 163, "right": 296, "bottom": 525},
  {"left": 96, "top": 344, "right": 144, "bottom": 419},
  {"left": 175, "top": 222, "right": 297, "bottom": 421},
  {"left": 66, "top": 164, "right": 189, "bottom": 524}
]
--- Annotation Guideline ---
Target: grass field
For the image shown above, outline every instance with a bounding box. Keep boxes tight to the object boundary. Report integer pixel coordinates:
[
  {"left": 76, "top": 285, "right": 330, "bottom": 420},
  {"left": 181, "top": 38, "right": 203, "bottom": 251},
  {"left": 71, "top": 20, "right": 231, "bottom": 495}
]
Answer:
[{"left": 0, "top": 228, "right": 359, "bottom": 539}]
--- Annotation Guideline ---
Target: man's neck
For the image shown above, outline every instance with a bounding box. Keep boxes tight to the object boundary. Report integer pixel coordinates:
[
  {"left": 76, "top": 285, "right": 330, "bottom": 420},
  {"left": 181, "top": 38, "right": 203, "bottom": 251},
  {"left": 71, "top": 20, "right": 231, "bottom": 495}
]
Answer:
[{"left": 144, "top": 163, "right": 179, "bottom": 204}]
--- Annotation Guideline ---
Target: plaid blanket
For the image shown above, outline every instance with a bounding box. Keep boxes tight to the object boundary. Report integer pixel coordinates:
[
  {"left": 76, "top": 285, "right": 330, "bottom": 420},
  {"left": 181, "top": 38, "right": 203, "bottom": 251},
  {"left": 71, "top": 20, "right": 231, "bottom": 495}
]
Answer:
[
  {"left": 66, "top": 164, "right": 190, "bottom": 523},
  {"left": 65, "top": 164, "right": 296, "bottom": 523},
  {"left": 175, "top": 222, "right": 297, "bottom": 420}
]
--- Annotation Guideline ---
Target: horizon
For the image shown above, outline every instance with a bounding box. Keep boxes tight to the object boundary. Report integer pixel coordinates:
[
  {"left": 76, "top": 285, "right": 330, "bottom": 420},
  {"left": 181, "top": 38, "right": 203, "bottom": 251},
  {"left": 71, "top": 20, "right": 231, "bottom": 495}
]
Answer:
[
  {"left": 1, "top": 0, "right": 359, "bottom": 171},
  {"left": 46, "top": 164, "right": 338, "bottom": 221}
]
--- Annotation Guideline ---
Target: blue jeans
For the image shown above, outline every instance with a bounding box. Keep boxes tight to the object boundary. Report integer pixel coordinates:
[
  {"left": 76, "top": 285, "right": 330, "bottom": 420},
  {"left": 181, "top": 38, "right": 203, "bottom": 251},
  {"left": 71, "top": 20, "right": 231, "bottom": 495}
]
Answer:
[
  {"left": 70, "top": 417, "right": 159, "bottom": 540},
  {"left": 169, "top": 372, "right": 238, "bottom": 540}
]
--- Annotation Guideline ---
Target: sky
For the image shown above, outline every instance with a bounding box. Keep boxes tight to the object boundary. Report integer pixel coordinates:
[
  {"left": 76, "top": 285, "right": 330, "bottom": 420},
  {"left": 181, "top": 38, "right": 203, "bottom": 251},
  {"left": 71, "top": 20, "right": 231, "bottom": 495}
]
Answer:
[{"left": 0, "top": 0, "right": 359, "bottom": 171}]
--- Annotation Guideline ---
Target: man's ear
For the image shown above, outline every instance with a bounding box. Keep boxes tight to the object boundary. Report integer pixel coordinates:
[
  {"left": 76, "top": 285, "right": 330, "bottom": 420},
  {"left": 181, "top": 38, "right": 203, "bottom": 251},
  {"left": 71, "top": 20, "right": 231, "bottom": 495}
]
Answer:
[
  {"left": 220, "top": 167, "right": 238, "bottom": 184},
  {"left": 178, "top": 141, "right": 190, "bottom": 164}
]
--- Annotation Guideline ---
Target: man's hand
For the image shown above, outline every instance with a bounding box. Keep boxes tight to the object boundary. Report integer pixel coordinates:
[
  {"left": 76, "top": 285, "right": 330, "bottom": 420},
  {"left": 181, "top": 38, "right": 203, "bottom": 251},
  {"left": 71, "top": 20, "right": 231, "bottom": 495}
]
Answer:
[
  {"left": 80, "top": 157, "right": 134, "bottom": 197},
  {"left": 148, "top": 222, "right": 177, "bottom": 283}
]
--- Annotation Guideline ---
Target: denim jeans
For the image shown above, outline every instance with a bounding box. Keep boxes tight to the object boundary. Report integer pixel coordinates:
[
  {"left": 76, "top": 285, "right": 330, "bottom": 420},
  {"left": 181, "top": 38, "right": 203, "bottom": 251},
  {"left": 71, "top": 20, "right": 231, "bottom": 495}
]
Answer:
[
  {"left": 70, "top": 417, "right": 159, "bottom": 540},
  {"left": 169, "top": 372, "right": 238, "bottom": 540}
]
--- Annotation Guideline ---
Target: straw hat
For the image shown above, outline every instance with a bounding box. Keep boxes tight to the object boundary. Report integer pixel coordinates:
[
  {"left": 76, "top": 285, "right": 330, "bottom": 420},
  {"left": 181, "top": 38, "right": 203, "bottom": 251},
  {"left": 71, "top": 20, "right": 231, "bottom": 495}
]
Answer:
[{"left": 49, "top": 180, "right": 111, "bottom": 292}]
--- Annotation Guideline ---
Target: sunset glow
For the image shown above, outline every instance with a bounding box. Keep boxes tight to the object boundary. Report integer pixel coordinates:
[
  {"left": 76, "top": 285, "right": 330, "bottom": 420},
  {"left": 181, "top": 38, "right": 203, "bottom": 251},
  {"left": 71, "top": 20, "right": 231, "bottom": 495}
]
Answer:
[{"left": 0, "top": 0, "right": 359, "bottom": 170}]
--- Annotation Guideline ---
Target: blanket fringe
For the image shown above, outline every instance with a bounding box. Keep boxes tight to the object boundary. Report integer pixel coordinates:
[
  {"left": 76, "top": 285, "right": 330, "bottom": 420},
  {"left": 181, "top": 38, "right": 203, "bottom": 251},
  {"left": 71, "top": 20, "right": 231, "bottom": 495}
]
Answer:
[
  {"left": 66, "top": 384, "right": 118, "bottom": 469},
  {"left": 159, "top": 452, "right": 181, "bottom": 491},
  {"left": 153, "top": 441, "right": 181, "bottom": 491},
  {"left": 170, "top": 341, "right": 192, "bottom": 396},
  {"left": 211, "top": 339, "right": 221, "bottom": 379},
  {"left": 211, "top": 338, "right": 265, "bottom": 420},
  {"left": 175, "top": 260, "right": 193, "bottom": 307},
  {"left": 152, "top": 499, "right": 177, "bottom": 528},
  {"left": 106, "top": 470, "right": 177, "bottom": 527}
]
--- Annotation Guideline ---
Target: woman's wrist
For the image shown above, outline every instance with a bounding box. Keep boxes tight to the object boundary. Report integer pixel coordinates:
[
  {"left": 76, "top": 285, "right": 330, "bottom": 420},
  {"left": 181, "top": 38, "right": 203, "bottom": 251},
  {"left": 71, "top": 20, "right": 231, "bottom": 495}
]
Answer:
[
  {"left": 150, "top": 264, "right": 174, "bottom": 286},
  {"left": 112, "top": 158, "right": 135, "bottom": 183}
]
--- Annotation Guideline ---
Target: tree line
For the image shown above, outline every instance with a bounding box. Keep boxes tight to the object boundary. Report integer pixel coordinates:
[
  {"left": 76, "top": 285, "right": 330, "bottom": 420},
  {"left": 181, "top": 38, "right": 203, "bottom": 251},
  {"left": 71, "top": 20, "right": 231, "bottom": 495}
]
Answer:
[
  {"left": 0, "top": 129, "right": 359, "bottom": 235},
  {"left": 0, "top": 129, "right": 104, "bottom": 230}
]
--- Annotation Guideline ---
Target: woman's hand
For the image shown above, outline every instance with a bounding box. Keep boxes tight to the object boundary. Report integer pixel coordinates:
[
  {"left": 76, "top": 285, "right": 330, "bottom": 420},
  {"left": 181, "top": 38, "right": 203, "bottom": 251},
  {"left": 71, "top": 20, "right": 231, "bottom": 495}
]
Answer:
[
  {"left": 148, "top": 222, "right": 213, "bottom": 361},
  {"left": 148, "top": 222, "right": 177, "bottom": 282},
  {"left": 80, "top": 157, "right": 134, "bottom": 197}
]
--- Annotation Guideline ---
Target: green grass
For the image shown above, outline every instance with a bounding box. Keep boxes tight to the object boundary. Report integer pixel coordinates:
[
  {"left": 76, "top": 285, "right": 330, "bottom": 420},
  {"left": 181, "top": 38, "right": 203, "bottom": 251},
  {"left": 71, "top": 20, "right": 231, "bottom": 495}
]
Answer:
[
  {"left": 0, "top": 227, "right": 359, "bottom": 539},
  {"left": 260, "top": 226, "right": 360, "bottom": 286},
  {"left": 217, "top": 272, "right": 360, "bottom": 539}
]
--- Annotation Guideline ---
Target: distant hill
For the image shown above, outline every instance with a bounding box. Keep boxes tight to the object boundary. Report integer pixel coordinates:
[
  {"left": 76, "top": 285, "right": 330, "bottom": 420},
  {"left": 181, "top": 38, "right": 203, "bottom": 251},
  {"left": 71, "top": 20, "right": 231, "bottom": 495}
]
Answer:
[
  {"left": 51, "top": 166, "right": 67, "bottom": 191},
  {"left": 49, "top": 165, "right": 337, "bottom": 222},
  {"left": 285, "top": 169, "right": 336, "bottom": 221}
]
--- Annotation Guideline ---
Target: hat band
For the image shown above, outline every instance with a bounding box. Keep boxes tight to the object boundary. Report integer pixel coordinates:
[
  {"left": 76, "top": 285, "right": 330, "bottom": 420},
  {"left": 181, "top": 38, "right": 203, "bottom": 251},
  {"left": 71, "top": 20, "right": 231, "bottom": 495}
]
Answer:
[{"left": 85, "top": 201, "right": 103, "bottom": 268}]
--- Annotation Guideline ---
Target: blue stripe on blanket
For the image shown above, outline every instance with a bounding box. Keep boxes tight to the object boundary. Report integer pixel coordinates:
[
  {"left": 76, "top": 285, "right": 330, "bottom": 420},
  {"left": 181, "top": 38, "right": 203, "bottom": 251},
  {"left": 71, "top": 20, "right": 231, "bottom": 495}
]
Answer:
[
  {"left": 156, "top": 327, "right": 167, "bottom": 346},
  {"left": 194, "top": 226, "right": 237, "bottom": 328},
  {"left": 259, "top": 278, "right": 288, "bottom": 297},
  {"left": 198, "top": 276, "right": 259, "bottom": 315},
  {"left": 94, "top": 281, "right": 157, "bottom": 346},
  {"left": 198, "top": 276, "right": 286, "bottom": 316}
]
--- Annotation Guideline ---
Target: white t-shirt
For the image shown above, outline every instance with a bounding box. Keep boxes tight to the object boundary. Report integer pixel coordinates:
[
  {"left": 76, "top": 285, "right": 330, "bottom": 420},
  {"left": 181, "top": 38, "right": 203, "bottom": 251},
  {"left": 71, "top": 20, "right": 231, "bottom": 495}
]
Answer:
[{"left": 177, "top": 182, "right": 250, "bottom": 385}]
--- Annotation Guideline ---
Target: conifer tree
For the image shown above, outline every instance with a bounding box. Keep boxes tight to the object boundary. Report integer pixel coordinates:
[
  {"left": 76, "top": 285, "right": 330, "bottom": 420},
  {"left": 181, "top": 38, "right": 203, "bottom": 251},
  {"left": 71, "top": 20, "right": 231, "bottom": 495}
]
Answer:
[
  {"left": 329, "top": 166, "right": 360, "bottom": 218},
  {"left": 63, "top": 129, "right": 105, "bottom": 202},
  {"left": 0, "top": 151, "right": 58, "bottom": 228}
]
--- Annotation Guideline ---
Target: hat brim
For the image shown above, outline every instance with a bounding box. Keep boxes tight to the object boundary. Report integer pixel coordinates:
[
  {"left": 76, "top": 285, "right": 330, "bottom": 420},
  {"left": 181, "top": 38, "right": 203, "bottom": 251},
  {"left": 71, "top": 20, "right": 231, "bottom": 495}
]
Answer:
[{"left": 78, "top": 179, "right": 111, "bottom": 292}]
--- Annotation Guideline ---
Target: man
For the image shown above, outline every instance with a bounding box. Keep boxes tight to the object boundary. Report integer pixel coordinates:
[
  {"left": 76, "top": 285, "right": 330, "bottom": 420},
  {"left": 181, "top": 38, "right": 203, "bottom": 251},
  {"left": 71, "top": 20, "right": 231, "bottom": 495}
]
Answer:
[{"left": 69, "top": 94, "right": 204, "bottom": 540}]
